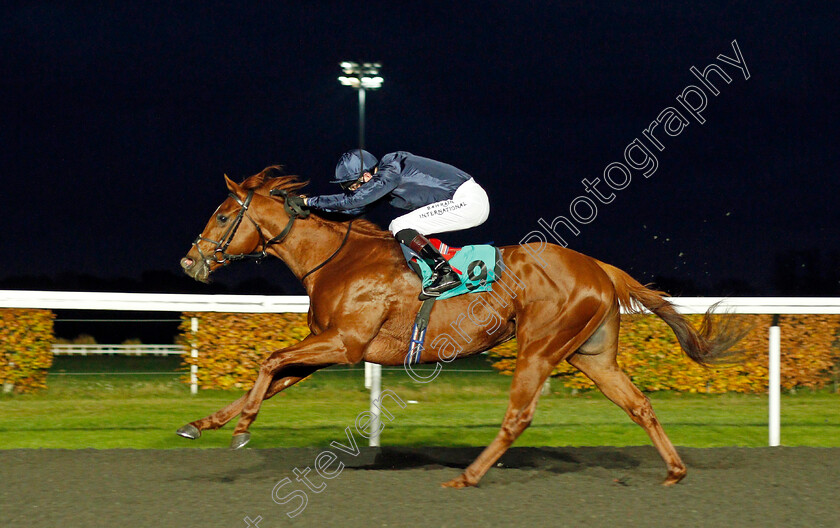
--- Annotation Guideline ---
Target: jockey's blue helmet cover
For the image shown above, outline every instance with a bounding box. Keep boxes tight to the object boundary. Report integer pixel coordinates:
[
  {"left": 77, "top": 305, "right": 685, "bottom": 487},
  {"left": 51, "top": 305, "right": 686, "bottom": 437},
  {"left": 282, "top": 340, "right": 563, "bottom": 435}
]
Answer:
[{"left": 331, "top": 150, "right": 379, "bottom": 183}]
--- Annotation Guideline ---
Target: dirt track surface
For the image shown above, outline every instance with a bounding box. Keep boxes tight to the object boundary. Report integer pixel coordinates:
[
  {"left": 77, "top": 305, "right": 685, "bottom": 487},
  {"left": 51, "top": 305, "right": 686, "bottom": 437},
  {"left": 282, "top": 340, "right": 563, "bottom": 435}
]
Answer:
[{"left": 2, "top": 446, "right": 838, "bottom": 527}]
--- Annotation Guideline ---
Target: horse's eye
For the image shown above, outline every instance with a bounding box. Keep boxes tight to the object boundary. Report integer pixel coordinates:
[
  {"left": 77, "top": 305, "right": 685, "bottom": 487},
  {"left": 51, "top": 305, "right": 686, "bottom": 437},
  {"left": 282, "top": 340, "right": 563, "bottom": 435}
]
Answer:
[{"left": 217, "top": 214, "right": 228, "bottom": 224}]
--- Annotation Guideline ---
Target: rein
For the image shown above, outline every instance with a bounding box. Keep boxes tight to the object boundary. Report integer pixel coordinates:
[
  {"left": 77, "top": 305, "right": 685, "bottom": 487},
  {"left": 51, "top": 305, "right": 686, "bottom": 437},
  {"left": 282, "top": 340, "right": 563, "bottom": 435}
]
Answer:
[
  {"left": 193, "top": 188, "right": 353, "bottom": 281},
  {"left": 300, "top": 219, "right": 354, "bottom": 282}
]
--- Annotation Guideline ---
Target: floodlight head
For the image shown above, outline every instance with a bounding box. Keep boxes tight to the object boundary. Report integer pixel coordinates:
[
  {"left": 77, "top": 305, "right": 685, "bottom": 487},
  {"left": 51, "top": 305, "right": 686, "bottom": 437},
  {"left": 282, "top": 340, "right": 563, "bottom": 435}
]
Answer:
[
  {"left": 361, "top": 62, "right": 381, "bottom": 75},
  {"left": 340, "top": 61, "right": 361, "bottom": 75},
  {"left": 338, "top": 76, "right": 361, "bottom": 87},
  {"left": 360, "top": 76, "right": 384, "bottom": 89},
  {"left": 339, "top": 61, "right": 383, "bottom": 89}
]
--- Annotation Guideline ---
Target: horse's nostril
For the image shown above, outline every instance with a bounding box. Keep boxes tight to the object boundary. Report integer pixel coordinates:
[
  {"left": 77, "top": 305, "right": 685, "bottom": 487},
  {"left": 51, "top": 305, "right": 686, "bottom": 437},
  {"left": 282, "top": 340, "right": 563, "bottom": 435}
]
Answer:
[{"left": 181, "top": 257, "right": 194, "bottom": 270}]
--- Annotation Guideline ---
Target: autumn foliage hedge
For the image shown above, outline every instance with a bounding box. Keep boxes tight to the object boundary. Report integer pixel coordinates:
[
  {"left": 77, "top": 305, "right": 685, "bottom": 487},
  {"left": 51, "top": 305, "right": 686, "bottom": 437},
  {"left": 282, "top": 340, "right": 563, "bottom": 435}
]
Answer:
[
  {"left": 488, "top": 314, "right": 840, "bottom": 393},
  {"left": 179, "top": 312, "right": 310, "bottom": 390},
  {"left": 179, "top": 311, "right": 840, "bottom": 393},
  {"left": 0, "top": 309, "right": 55, "bottom": 393}
]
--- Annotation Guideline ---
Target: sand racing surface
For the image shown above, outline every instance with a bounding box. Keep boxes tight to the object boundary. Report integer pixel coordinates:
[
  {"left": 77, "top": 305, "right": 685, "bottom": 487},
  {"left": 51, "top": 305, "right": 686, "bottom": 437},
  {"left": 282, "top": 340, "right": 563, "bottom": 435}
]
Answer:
[{"left": 2, "top": 446, "right": 838, "bottom": 527}]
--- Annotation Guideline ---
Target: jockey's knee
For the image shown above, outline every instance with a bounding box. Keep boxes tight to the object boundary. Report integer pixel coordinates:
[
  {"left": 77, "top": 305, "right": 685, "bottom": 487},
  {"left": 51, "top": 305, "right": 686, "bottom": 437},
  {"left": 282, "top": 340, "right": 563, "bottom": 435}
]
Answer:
[
  {"left": 389, "top": 218, "right": 414, "bottom": 236},
  {"left": 393, "top": 228, "right": 420, "bottom": 244}
]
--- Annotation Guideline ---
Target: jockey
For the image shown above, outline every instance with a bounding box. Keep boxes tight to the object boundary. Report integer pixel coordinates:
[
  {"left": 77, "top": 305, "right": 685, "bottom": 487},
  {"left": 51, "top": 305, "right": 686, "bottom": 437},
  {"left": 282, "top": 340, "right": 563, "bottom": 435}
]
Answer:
[{"left": 302, "top": 150, "right": 490, "bottom": 297}]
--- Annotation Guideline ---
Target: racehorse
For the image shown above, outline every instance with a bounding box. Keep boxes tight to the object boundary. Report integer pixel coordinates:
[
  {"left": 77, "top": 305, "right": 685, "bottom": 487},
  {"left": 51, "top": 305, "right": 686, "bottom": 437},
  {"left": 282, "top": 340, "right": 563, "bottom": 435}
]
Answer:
[{"left": 178, "top": 166, "right": 745, "bottom": 488}]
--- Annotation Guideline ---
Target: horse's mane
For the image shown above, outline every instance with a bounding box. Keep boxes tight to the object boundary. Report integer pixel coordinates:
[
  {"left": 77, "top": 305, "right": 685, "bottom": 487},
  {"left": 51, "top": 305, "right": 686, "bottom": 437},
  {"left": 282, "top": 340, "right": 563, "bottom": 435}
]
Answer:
[{"left": 240, "top": 165, "right": 392, "bottom": 239}]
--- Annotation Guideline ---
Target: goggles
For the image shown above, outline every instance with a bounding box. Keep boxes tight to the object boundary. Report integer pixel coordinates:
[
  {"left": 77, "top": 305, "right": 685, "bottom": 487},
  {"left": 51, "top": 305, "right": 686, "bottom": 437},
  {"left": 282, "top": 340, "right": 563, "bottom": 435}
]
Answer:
[{"left": 339, "top": 174, "right": 367, "bottom": 191}]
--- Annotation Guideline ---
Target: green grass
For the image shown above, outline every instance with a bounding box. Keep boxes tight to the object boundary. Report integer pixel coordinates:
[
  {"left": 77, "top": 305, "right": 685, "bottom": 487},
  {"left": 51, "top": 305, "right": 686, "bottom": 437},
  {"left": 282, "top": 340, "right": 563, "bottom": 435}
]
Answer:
[{"left": 1, "top": 357, "right": 838, "bottom": 449}]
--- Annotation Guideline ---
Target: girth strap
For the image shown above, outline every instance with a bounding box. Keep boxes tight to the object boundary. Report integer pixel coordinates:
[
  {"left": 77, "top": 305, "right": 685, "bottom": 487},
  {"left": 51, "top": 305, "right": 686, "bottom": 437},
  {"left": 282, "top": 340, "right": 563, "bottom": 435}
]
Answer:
[{"left": 407, "top": 297, "right": 436, "bottom": 364}]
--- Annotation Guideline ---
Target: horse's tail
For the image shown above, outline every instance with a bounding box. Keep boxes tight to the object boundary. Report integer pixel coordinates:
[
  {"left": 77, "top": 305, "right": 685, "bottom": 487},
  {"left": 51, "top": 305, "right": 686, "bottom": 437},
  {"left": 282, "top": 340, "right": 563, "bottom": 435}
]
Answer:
[{"left": 595, "top": 261, "right": 747, "bottom": 366}]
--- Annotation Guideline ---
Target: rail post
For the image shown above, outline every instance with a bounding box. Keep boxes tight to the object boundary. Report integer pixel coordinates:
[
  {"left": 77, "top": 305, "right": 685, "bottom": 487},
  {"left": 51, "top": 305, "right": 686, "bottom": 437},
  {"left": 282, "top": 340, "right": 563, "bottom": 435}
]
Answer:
[
  {"left": 2, "top": 361, "right": 13, "bottom": 394},
  {"left": 769, "top": 314, "right": 781, "bottom": 446},
  {"left": 190, "top": 317, "right": 199, "bottom": 395},
  {"left": 364, "top": 361, "right": 372, "bottom": 389},
  {"left": 368, "top": 362, "right": 381, "bottom": 447}
]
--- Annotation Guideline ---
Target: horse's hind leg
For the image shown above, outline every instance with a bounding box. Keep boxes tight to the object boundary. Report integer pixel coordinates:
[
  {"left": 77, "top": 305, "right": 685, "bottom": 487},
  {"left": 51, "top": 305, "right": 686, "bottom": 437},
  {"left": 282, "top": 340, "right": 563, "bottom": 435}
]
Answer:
[
  {"left": 567, "top": 316, "right": 687, "bottom": 485},
  {"left": 176, "top": 366, "right": 318, "bottom": 440},
  {"left": 441, "top": 353, "right": 550, "bottom": 488},
  {"left": 442, "top": 307, "right": 604, "bottom": 488}
]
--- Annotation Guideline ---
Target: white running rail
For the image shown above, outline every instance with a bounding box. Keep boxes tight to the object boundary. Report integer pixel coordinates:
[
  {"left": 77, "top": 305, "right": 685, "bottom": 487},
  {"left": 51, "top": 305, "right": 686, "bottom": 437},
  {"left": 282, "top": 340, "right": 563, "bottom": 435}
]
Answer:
[
  {"left": 51, "top": 344, "right": 186, "bottom": 356},
  {"left": 2, "top": 290, "right": 839, "bottom": 446},
  {"left": 0, "top": 290, "right": 309, "bottom": 313}
]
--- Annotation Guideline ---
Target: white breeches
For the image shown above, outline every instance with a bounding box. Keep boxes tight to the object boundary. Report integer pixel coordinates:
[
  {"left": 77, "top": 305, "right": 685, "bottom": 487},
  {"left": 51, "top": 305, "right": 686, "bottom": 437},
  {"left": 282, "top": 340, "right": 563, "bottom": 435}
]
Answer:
[{"left": 388, "top": 178, "right": 490, "bottom": 236}]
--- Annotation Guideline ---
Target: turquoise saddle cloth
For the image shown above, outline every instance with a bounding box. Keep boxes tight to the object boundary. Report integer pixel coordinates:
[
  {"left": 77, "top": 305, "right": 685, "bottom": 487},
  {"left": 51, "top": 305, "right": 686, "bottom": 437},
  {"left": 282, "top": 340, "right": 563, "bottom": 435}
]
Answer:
[{"left": 400, "top": 243, "right": 503, "bottom": 300}]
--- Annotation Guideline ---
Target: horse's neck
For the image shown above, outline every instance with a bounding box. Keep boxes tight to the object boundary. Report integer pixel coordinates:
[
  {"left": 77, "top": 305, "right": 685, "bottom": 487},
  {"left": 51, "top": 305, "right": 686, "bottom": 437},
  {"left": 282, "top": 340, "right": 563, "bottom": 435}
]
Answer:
[{"left": 269, "top": 214, "right": 396, "bottom": 286}]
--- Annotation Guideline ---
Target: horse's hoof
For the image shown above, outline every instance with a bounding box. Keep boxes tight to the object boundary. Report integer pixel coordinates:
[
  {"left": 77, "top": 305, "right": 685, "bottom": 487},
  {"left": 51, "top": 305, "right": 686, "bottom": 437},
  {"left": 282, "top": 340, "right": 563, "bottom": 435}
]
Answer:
[
  {"left": 230, "top": 432, "right": 251, "bottom": 450},
  {"left": 441, "top": 474, "right": 476, "bottom": 489},
  {"left": 662, "top": 469, "right": 687, "bottom": 486},
  {"left": 176, "top": 424, "right": 201, "bottom": 440}
]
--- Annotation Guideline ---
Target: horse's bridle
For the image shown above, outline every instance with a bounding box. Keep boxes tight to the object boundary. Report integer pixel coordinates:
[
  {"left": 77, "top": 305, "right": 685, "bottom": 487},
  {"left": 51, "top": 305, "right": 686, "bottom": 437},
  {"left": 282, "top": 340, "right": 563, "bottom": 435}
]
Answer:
[
  {"left": 192, "top": 188, "right": 353, "bottom": 281},
  {"left": 192, "top": 189, "right": 308, "bottom": 267}
]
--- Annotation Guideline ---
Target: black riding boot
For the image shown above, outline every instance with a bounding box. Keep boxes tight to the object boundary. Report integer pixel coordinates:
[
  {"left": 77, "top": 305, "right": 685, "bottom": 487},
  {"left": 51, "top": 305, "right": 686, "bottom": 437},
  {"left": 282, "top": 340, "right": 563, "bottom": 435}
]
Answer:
[{"left": 395, "top": 229, "right": 461, "bottom": 297}]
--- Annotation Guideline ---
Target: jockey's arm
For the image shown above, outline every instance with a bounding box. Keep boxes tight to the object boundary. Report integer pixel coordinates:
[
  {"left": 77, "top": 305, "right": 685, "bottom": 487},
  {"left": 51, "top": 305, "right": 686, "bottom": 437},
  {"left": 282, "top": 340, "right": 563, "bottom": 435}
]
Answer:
[{"left": 306, "top": 170, "right": 399, "bottom": 213}]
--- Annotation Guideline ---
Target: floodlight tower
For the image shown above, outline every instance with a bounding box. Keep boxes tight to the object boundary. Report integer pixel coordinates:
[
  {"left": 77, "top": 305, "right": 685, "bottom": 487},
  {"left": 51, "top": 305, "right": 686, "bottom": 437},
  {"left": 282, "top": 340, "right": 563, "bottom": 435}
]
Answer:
[
  {"left": 339, "top": 63, "right": 383, "bottom": 450},
  {"left": 338, "top": 61, "right": 383, "bottom": 150}
]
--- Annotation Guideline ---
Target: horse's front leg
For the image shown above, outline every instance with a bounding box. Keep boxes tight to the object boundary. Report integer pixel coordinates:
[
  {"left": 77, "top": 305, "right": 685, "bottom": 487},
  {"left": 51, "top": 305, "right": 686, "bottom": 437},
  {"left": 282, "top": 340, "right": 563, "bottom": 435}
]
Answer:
[
  {"left": 176, "top": 365, "right": 319, "bottom": 440},
  {"left": 230, "top": 328, "right": 362, "bottom": 448}
]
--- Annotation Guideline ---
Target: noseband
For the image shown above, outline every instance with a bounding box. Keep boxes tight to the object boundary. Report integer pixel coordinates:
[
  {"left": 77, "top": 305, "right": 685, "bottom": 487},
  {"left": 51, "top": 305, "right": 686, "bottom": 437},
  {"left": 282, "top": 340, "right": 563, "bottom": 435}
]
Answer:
[{"left": 192, "top": 189, "right": 308, "bottom": 267}]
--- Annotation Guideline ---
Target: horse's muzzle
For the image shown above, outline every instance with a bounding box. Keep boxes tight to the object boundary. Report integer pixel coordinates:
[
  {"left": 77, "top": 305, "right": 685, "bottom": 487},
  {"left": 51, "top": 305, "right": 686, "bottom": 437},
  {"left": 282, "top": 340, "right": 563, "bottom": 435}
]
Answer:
[{"left": 181, "top": 256, "right": 211, "bottom": 283}]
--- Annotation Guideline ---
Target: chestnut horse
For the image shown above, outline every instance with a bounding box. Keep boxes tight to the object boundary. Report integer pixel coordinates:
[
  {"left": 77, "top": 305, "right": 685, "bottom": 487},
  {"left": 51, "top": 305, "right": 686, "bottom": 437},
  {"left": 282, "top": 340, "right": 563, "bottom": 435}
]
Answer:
[{"left": 178, "top": 166, "right": 743, "bottom": 488}]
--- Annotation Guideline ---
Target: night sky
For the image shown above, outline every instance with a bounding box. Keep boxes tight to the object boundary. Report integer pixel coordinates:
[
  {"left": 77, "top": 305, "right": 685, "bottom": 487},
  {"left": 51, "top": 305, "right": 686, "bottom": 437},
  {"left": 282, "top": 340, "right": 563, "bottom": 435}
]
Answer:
[{"left": 2, "top": 2, "right": 838, "bottom": 296}]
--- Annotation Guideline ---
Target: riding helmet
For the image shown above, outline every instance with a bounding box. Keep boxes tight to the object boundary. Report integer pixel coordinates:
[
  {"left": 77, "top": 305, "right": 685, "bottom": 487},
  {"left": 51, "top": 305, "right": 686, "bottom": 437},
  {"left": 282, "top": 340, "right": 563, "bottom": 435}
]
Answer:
[{"left": 331, "top": 149, "right": 378, "bottom": 183}]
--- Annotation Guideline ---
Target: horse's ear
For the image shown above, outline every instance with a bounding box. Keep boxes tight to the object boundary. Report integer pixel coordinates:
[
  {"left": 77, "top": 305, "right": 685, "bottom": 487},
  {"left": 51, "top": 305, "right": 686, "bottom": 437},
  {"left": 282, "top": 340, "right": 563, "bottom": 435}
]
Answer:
[{"left": 224, "top": 174, "right": 242, "bottom": 194}]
